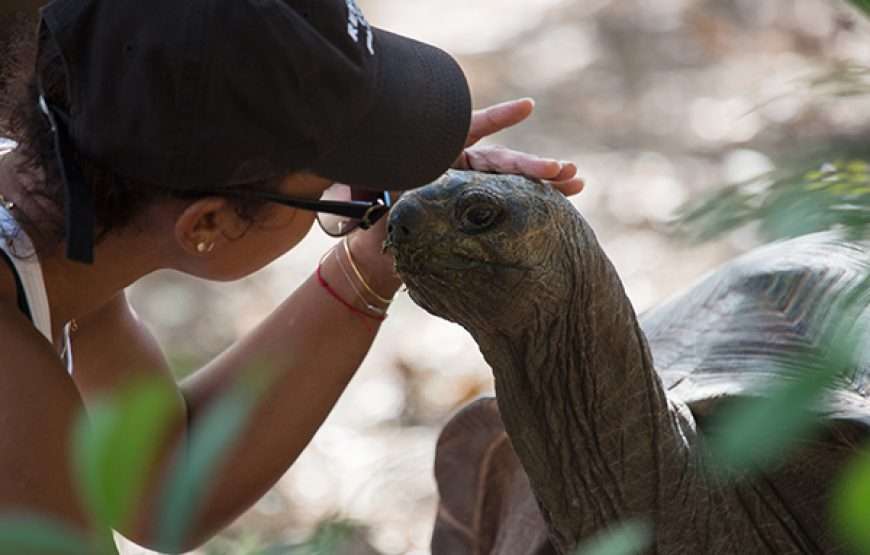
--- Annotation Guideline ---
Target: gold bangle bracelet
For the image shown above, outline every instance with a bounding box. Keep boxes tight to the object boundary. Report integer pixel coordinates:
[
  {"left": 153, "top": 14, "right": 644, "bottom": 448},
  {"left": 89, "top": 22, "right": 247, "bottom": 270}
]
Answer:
[
  {"left": 318, "top": 245, "right": 387, "bottom": 320},
  {"left": 342, "top": 237, "right": 393, "bottom": 305},
  {"left": 333, "top": 246, "right": 388, "bottom": 317}
]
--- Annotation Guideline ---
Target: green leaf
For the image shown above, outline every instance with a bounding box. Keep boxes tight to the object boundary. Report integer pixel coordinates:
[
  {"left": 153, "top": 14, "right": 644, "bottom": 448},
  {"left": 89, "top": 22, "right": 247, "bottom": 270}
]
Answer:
[
  {"left": 253, "top": 519, "right": 366, "bottom": 555},
  {"left": 72, "top": 379, "right": 179, "bottom": 530},
  {"left": 0, "top": 514, "right": 100, "bottom": 555},
  {"left": 573, "top": 520, "right": 652, "bottom": 555},
  {"left": 156, "top": 383, "right": 260, "bottom": 551},
  {"left": 203, "top": 531, "right": 265, "bottom": 555},
  {"left": 848, "top": 0, "right": 870, "bottom": 18},
  {"left": 704, "top": 369, "right": 839, "bottom": 476},
  {"left": 832, "top": 447, "right": 870, "bottom": 553},
  {"left": 671, "top": 145, "right": 870, "bottom": 245}
]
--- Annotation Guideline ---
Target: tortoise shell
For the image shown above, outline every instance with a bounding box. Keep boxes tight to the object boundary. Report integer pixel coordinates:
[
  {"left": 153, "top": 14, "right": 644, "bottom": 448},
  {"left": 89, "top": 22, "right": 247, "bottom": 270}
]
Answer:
[{"left": 645, "top": 231, "right": 870, "bottom": 425}]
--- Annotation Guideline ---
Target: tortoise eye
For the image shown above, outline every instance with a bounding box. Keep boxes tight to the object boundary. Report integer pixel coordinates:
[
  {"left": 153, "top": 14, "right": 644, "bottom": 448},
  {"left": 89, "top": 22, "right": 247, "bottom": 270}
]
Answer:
[{"left": 458, "top": 199, "right": 503, "bottom": 234}]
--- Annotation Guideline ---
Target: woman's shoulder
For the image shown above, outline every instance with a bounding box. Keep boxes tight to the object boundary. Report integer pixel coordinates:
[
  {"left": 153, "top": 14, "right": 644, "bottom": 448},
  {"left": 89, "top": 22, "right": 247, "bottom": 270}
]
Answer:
[
  {"left": 0, "top": 296, "right": 82, "bottom": 429},
  {"left": 70, "top": 292, "right": 177, "bottom": 399}
]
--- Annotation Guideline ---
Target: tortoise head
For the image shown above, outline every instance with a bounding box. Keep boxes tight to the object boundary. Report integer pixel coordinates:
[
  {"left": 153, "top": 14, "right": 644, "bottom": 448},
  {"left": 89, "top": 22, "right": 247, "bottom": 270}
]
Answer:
[{"left": 386, "top": 170, "right": 592, "bottom": 336}]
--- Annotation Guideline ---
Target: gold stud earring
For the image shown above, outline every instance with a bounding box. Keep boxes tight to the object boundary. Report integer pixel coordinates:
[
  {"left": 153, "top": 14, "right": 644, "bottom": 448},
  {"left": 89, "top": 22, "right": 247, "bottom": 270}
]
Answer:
[{"left": 196, "top": 242, "right": 214, "bottom": 253}]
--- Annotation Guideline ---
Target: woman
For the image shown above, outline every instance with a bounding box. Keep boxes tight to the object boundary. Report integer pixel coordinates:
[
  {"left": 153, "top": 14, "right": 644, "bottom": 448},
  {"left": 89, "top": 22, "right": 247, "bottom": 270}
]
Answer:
[{"left": 0, "top": 0, "right": 583, "bottom": 551}]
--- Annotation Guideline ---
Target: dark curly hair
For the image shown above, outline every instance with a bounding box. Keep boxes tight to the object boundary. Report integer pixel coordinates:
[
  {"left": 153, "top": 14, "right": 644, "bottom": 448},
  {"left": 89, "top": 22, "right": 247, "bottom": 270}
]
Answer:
[{"left": 0, "top": 15, "right": 282, "bottom": 254}]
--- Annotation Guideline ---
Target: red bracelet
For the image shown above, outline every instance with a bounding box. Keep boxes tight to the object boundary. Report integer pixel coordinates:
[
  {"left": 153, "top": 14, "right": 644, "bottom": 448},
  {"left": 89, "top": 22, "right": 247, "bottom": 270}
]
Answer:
[{"left": 316, "top": 264, "right": 386, "bottom": 322}]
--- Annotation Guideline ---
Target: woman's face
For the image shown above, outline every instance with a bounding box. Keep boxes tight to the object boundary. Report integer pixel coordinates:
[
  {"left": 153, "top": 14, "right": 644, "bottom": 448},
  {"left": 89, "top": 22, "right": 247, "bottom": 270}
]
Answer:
[{"left": 174, "top": 172, "right": 334, "bottom": 281}]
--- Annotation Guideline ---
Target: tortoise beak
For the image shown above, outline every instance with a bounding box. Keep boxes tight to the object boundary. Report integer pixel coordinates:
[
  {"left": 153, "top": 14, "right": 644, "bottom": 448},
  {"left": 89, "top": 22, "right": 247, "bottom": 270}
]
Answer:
[
  {"left": 385, "top": 194, "right": 431, "bottom": 278},
  {"left": 387, "top": 195, "right": 426, "bottom": 248}
]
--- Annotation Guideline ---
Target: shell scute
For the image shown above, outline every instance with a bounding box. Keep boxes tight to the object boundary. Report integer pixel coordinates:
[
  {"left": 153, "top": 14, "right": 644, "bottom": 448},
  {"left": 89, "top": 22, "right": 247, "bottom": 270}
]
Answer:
[{"left": 642, "top": 231, "right": 870, "bottom": 423}]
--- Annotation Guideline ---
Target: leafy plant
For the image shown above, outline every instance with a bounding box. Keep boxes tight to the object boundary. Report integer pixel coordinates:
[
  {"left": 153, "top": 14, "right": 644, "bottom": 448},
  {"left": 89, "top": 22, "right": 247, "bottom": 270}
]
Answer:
[
  {"left": 0, "top": 515, "right": 95, "bottom": 555},
  {"left": 0, "top": 375, "right": 265, "bottom": 554},
  {"left": 832, "top": 448, "right": 870, "bottom": 554},
  {"left": 849, "top": 0, "right": 870, "bottom": 18},
  {"left": 156, "top": 380, "right": 260, "bottom": 552},
  {"left": 674, "top": 0, "right": 870, "bottom": 245},
  {"left": 73, "top": 379, "right": 179, "bottom": 532},
  {"left": 673, "top": 145, "right": 870, "bottom": 243},
  {"left": 256, "top": 519, "right": 370, "bottom": 555},
  {"left": 573, "top": 520, "right": 652, "bottom": 555},
  {"left": 198, "top": 518, "right": 376, "bottom": 555}
]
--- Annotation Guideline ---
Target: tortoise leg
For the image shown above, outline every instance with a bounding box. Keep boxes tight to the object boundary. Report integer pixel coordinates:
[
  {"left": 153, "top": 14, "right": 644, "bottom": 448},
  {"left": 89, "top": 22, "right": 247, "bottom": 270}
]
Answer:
[{"left": 432, "top": 397, "right": 554, "bottom": 555}]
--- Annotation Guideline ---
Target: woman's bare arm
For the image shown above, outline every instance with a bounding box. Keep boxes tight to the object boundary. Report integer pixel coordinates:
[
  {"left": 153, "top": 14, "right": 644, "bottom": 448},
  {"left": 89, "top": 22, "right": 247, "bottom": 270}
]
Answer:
[
  {"left": 175, "top": 230, "right": 398, "bottom": 551},
  {"left": 71, "top": 231, "right": 397, "bottom": 551},
  {"left": 0, "top": 302, "right": 103, "bottom": 540}
]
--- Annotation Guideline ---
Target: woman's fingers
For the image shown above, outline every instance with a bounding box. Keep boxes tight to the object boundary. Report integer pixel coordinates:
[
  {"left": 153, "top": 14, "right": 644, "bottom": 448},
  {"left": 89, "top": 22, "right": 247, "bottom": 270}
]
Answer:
[
  {"left": 551, "top": 161, "right": 578, "bottom": 182},
  {"left": 463, "top": 145, "right": 565, "bottom": 178},
  {"left": 547, "top": 161, "right": 585, "bottom": 196},
  {"left": 463, "top": 146, "right": 551, "bottom": 176},
  {"left": 457, "top": 99, "right": 587, "bottom": 197},
  {"left": 465, "top": 98, "right": 535, "bottom": 147},
  {"left": 460, "top": 146, "right": 585, "bottom": 197},
  {"left": 550, "top": 176, "right": 585, "bottom": 196}
]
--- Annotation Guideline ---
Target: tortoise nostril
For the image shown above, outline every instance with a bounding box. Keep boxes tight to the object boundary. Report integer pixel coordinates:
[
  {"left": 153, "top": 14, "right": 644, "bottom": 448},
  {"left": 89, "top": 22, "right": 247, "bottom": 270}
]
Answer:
[
  {"left": 388, "top": 223, "right": 412, "bottom": 238},
  {"left": 387, "top": 199, "right": 424, "bottom": 242}
]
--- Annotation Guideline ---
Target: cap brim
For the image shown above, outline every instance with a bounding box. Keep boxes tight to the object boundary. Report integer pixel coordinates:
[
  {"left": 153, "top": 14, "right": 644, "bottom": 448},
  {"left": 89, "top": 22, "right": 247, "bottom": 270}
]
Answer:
[{"left": 311, "top": 28, "right": 471, "bottom": 191}]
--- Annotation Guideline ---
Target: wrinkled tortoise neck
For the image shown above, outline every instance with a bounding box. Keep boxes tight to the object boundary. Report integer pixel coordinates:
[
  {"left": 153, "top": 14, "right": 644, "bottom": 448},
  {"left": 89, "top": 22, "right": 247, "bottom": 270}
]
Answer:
[{"left": 476, "top": 222, "right": 702, "bottom": 553}]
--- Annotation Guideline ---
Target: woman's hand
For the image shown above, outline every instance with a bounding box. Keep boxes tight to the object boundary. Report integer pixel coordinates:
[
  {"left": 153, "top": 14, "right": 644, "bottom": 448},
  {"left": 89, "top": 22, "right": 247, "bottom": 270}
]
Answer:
[{"left": 454, "top": 98, "right": 585, "bottom": 196}]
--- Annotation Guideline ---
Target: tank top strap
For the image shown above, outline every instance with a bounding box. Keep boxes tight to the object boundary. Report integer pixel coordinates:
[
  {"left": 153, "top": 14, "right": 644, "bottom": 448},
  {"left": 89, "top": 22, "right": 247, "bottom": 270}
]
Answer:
[
  {"left": 0, "top": 247, "right": 33, "bottom": 322},
  {"left": 0, "top": 204, "right": 74, "bottom": 375},
  {"left": 0, "top": 206, "right": 53, "bottom": 341}
]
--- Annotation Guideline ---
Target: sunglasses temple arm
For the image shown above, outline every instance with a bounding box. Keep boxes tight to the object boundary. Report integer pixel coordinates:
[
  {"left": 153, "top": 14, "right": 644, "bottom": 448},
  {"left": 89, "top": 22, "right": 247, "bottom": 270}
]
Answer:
[{"left": 228, "top": 191, "right": 379, "bottom": 220}]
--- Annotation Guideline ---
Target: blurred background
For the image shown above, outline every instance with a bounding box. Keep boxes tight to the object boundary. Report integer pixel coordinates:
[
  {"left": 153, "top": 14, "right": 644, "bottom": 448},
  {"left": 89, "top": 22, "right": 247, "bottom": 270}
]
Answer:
[{"left": 9, "top": 0, "right": 870, "bottom": 553}]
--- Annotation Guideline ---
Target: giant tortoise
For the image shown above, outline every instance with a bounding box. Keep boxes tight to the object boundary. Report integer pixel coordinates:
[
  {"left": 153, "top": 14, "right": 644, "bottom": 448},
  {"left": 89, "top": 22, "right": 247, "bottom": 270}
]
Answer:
[{"left": 385, "top": 170, "right": 870, "bottom": 554}]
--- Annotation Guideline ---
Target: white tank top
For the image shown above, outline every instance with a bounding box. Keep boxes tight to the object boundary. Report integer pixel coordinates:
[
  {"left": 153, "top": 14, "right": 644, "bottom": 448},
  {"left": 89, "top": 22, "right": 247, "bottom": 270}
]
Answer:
[{"left": 0, "top": 204, "right": 75, "bottom": 375}]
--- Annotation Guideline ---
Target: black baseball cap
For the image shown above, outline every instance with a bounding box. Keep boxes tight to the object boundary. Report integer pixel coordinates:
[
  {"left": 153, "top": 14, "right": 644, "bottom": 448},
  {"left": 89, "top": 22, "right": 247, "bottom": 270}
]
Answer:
[{"left": 36, "top": 0, "right": 472, "bottom": 263}]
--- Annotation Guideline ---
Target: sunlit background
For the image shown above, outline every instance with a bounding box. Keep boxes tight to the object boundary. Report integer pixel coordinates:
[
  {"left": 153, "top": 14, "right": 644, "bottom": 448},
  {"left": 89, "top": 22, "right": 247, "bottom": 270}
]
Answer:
[{"left": 90, "top": 0, "right": 870, "bottom": 552}]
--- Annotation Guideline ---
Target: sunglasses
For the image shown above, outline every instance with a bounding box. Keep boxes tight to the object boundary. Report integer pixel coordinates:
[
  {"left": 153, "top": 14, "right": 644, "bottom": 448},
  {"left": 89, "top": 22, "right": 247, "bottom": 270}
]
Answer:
[{"left": 180, "top": 183, "right": 394, "bottom": 237}]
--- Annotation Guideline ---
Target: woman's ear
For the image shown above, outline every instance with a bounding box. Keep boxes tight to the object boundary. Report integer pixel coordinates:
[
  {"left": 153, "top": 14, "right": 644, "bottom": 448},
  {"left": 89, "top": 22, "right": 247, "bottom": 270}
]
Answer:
[{"left": 173, "top": 197, "right": 246, "bottom": 256}]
